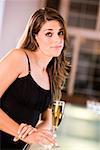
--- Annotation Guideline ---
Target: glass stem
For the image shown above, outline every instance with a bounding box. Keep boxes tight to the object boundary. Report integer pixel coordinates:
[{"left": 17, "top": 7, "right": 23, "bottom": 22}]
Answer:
[{"left": 53, "top": 126, "right": 57, "bottom": 138}]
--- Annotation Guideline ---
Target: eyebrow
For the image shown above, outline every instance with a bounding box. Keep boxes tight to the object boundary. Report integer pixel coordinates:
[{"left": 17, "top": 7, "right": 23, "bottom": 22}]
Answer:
[{"left": 43, "top": 28, "right": 64, "bottom": 32}]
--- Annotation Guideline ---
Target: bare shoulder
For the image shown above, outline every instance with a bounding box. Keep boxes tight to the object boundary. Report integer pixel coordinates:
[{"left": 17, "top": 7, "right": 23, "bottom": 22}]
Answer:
[
  {"left": 0, "top": 48, "right": 28, "bottom": 75},
  {"left": 0, "top": 49, "right": 28, "bottom": 96},
  {"left": 0, "top": 48, "right": 27, "bottom": 64},
  {"left": 2, "top": 48, "right": 25, "bottom": 58}
]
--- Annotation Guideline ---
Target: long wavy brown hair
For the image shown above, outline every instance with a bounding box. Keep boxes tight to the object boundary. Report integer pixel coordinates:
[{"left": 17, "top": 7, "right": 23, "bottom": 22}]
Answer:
[{"left": 17, "top": 7, "right": 70, "bottom": 100}]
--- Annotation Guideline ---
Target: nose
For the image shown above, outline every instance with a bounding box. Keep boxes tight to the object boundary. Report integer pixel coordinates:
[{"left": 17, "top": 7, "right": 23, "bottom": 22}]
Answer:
[{"left": 54, "top": 35, "right": 61, "bottom": 43}]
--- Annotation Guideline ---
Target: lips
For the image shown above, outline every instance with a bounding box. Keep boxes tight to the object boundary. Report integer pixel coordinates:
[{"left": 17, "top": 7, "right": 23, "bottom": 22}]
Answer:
[{"left": 51, "top": 45, "right": 62, "bottom": 49}]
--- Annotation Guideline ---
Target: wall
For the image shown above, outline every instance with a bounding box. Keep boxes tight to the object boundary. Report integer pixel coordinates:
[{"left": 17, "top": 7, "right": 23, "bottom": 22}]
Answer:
[{"left": 0, "top": 0, "right": 39, "bottom": 58}]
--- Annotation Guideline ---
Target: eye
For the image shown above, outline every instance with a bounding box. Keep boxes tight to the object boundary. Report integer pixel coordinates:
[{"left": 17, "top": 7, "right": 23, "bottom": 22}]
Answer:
[
  {"left": 45, "top": 32, "right": 52, "bottom": 37},
  {"left": 58, "top": 31, "right": 64, "bottom": 36}
]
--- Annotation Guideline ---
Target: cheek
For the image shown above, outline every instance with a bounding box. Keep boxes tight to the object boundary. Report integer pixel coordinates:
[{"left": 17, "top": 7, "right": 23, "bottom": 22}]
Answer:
[
  {"left": 40, "top": 39, "right": 48, "bottom": 47},
  {"left": 39, "top": 38, "right": 51, "bottom": 48},
  {"left": 61, "top": 36, "right": 64, "bottom": 41},
  {"left": 37, "top": 35, "right": 48, "bottom": 44},
  {"left": 60, "top": 38, "right": 64, "bottom": 46},
  {"left": 62, "top": 40, "right": 64, "bottom": 45}
]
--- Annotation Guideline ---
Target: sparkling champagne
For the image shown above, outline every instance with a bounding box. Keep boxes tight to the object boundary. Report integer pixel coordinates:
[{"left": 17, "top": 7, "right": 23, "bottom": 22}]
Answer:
[{"left": 52, "top": 101, "right": 65, "bottom": 129}]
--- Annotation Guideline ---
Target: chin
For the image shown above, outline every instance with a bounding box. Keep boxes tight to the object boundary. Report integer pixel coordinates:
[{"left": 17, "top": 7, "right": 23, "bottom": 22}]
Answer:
[
  {"left": 53, "top": 53, "right": 61, "bottom": 57},
  {"left": 56, "top": 51, "right": 62, "bottom": 56}
]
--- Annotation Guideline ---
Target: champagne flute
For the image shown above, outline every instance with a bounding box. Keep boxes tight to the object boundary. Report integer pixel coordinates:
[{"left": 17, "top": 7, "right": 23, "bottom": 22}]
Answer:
[
  {"left": 23, "top": 101, "right": 65, "bottom": 150},
  {"left": 52, "top": 100, "right": 65, "bottom": 149}
]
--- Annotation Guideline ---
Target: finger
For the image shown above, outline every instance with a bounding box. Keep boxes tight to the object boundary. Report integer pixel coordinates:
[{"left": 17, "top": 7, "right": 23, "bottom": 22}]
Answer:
[
  {"left": 41, "top": 129, "right": 53, "bottom": 136},
  {"left": 38, "top": 130, "right": 55, "bottom": 144},
  {"left": 41, "top": 131, "right": 56, "bottom": 145},
  {"left": 41, "top": 130, "right": 53, "bottom": 138},
  {"left": 28, "top": 127, "right": 37, "bottom": 135},
  {"left": 19, "top": 125, "right": 37, "bottom": 139},
  {"left": 13, "top": 125, "right": 37, "bottom": 142},
  {"left": 21, "top": 125, "right": 34, "bottom": 139},
  {"left": 18, "top": 123, "right": 27, "bottom": 134},
  {"left": 18, "top": 125, "right": 29, "bottom": 138},
  {"left": 37, "top": 133, "right": 54, "bottom": 147},
  {"left": 13, "top": 136, "right": 20, "bottom": 142}
]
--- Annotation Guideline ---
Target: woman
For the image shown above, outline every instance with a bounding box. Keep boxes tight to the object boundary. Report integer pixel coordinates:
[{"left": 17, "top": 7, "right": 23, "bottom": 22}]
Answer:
[{"left": 0, "top": 7, "right": 70, "bottom": 149}]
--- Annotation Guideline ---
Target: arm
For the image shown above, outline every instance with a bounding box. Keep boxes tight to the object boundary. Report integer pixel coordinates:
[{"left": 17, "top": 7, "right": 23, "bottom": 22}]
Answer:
[
  {"left": 19, "top": 108, "right": 55, "bottom": 145},
  {"left": 0, "top": 49, "right": 25, "bottom": 137},
  {"left": 0, "top": 50, "right": 55, "bottom": 145},
  {"left": 15, "top": 108, "right": 53, "bottom": 141},
  {"left": 0, "top": 109, "right": 19, "bottom": 136},
  {"left": 12, "top": 108, "right": 55, "bottom": 145},
  {"left": 36, "top": 108, "right": 52, "bottom": 131}
]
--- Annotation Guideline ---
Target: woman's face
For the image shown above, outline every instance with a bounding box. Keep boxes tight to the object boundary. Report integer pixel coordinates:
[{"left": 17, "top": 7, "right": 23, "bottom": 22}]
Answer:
[{"left": 35, "top": 20, "right": 64, "bottom": 57}]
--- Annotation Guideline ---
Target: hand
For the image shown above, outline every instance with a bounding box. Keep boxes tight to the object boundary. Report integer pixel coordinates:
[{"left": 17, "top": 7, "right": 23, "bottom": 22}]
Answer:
[
  {"left": 25, "top": 128, "right": 56, "bottom": 146},
  {"left": 13, "top": 123, "right": 56, "bottom": 146},
  {"left": 13, "top": 123, "right": 37, "bottom": 142}
]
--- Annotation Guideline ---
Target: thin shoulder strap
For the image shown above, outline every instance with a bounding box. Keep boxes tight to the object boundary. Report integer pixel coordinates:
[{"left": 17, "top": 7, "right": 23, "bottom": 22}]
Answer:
[{"left": 24, "top": 51, "right": 31, "bottom": 74}]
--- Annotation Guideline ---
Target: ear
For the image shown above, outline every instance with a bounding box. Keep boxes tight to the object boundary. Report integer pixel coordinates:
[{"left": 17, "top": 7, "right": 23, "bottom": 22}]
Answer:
[
  {"left": 35, "top": 34, "right": 38, "bottom": 40},
  {"left": 35, "top": 35, "right": 39, "bottom": 44}
]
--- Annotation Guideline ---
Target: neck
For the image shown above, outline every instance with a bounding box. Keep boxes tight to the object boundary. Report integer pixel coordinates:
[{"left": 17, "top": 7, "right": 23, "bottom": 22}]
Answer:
[
  {"left": 32, "top": 51, "right": 52, "bottom": 72},
  {"left": 36, "top": 63, "right": 46, "bottom": 72}
]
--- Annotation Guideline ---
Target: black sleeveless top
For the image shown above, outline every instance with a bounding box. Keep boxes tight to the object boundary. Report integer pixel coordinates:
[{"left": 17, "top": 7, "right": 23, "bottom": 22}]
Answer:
[{"left": 0, "top": 52, "right": 52, "bottom": 149}]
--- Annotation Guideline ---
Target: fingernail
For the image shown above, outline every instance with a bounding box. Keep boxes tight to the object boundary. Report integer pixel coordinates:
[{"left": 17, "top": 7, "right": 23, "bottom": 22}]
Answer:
[
  {"left": 54, "top": 134, "right": 57, "bottom": 138},
  {"left": 13, "top": 137, "right": 19, "bottom": 142},
  {"left": 55, "top": 142, "right": 59, "bottom": 146},
  {"left": 48, "top": 145, "right": 52, "bottom": 149},
  {"left": 18, "top": 135, "right": 21, "bottom": 139},
  {"left": 50, "top": 143, "right": 54, "bottom": 147},
  {"left": 28, "top": 132, "right": 31, "bottom": 135},
  {"left": 22, "top": 135, "right": 25, "bottom": 139},
  {"left": 13, "top": 137, "right": 17, "bottom": 142}
]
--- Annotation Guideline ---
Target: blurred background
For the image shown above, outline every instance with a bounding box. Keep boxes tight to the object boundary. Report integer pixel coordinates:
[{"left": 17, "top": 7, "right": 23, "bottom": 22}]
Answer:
[
  {"left": 0, "top": 0, "right": 100, "bottom": 105},
  {"left": 0, "top": 0, "right": 100, "bottom": 149}
]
